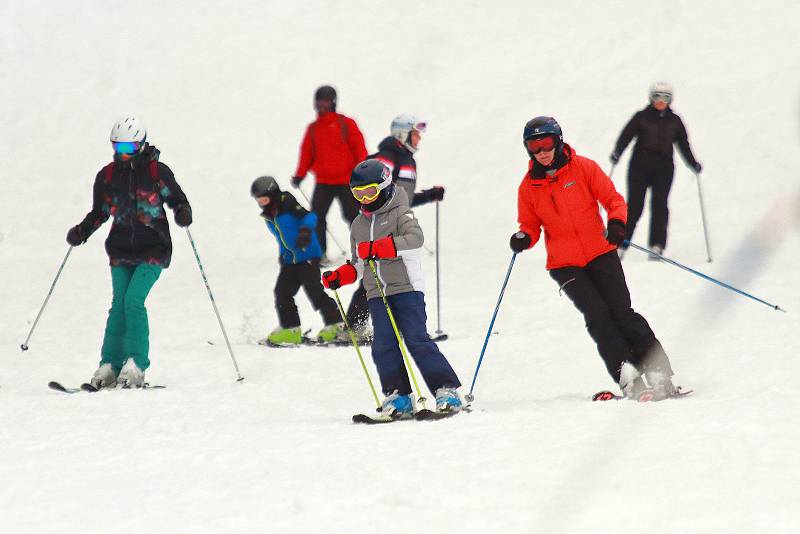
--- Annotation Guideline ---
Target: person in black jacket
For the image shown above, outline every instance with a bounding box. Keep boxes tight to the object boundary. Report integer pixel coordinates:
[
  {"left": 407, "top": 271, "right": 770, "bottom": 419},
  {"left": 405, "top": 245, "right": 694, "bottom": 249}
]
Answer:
[
  {"left": 66, "top": 117, "right": 191, "bottom": 389},
  {"left": 610, "top": 82, "right": 702, "bottom": 256}
]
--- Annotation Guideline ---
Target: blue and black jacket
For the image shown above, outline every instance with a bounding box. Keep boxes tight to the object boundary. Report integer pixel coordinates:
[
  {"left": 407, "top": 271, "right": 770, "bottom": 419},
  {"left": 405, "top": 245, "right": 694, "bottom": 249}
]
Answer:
[{"left": 262, "top": 192, "right": 322, "bottom": 264}]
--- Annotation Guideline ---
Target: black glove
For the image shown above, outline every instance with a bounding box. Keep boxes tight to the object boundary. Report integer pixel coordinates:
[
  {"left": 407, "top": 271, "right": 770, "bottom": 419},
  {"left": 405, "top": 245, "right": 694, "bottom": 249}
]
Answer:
[
  {"left": 423, "top": 186, "right": 445, "bottom": 202},
  {"left": 291, "top": 176, "right": 304, "bottom": 189},
  {"left": 692, "top": 162, "right": 702, "bottom": 173},
  {"left": 509, "top": 231, "right": 531, "bottom": 253},
  {"left": 610, "top": 152, "right": 620, "bottom": 164},
  {"left": 296, "top": 227, "right": 312, "bottom": 250},
  {"left": 66, "top": 225, "right": 86, "bottom": 246},
  {"left": 174, "top": 204, "right": 192, "bottom": 227},
  {"left": 604, "top": 219, "right": 626, "bottom": 246}
]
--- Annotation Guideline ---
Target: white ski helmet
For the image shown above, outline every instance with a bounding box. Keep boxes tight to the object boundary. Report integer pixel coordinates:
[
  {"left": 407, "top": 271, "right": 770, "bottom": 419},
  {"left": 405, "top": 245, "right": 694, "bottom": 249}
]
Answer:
[
  {"left": 649, "top": 81, "right": 674, "bottom": 103},
  {"left": 110, "top": 116, "right": 147, "bottom": 143},
  {"left": 390, "top": 114, "right": 426, "bottom": 153}
]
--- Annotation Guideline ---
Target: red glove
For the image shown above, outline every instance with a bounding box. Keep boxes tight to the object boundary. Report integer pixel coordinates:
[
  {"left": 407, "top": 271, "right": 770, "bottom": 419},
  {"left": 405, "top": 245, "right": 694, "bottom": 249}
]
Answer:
[
  {"left": 322, "top": 263, "right": 357, "bottom": 289},
  {"left": 357, "top": 235, "right": 397, "bottom": 260}
]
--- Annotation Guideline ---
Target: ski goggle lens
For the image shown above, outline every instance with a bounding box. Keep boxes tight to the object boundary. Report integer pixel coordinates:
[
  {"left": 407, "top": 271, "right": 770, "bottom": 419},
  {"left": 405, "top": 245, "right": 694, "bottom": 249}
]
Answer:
[
  {"left": 413, "top": 122, "right": 427, "bottom": 133},
  {"left": 112, "top": 141, "right": 142, "bottom": 155},
  {"left": 651, "top": 92, "right": 672, "bottom": 103},
  {"left": 351, "top": 183, "right": 381, "bottom": 203},
  {"left": 525, "top": 136, "right": 556, "bottom": 155}
]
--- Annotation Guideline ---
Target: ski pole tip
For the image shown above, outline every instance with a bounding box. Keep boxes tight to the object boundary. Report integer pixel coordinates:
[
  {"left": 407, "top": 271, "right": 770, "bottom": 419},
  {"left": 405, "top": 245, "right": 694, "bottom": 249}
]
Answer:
[
  {"left": 776, "top": 306, "right": 787, "bottom": 313},
  {"left": 236, "top": 376, "right": 245, "bottom": 382},
  {"left": 20, "top": 344, "right": 28, "bottom": 351},
  {"left": 465, "top": 393, "right": 475, "bottom": 403}
]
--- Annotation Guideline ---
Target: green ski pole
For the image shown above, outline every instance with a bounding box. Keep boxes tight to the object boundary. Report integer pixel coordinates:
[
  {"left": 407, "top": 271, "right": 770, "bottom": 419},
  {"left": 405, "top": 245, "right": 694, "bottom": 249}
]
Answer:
[
  {"left": 367, "top": 259, "right": 427, "bottom": 409},
  {"left": 331, "top": 288, "right": 381, "bottom": 410}
]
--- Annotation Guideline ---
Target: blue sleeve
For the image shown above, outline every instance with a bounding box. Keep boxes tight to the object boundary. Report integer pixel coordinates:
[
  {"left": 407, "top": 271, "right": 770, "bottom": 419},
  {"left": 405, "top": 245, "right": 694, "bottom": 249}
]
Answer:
[{"left": 299, "top": 211, "right": 317, "bottom": 229}]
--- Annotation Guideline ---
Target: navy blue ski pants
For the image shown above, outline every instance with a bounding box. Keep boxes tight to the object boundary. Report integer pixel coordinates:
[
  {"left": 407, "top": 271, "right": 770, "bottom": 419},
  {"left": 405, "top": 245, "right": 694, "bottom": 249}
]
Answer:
[{"left": 368, "top": 291, "right": 461, "bottom": 396}]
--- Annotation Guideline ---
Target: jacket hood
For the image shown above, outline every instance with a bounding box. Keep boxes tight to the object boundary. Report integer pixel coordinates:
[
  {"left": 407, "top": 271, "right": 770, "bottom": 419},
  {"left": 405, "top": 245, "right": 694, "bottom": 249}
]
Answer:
[{"left": 378, "top": 135, "right": 409, "bottom": 156}]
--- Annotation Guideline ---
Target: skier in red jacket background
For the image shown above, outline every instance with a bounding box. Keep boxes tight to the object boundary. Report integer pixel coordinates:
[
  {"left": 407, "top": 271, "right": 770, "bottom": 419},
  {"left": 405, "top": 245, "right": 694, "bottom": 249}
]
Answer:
[
  {"left": 510, "top": 116, "right": 679, "bottom": 401},
  {"left": 292, "top": 85, "right": 368, "bottom": 260}
]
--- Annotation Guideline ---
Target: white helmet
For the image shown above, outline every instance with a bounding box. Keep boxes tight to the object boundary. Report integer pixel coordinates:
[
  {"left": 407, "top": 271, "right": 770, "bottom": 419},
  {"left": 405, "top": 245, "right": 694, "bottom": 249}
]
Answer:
[
  {"left": 110, "top": 116, "right": 147, "bottom": 143},
  {"left": 390, "top": 114, "right": 427, "bottom": 153},
  {"left": 649, "top": 81, "right": 674, "bottom": 103}
]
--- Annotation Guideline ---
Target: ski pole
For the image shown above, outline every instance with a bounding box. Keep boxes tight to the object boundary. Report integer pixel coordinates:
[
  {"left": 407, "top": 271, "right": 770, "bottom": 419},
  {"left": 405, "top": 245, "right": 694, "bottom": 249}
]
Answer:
[
  {"left": 296, "top": 184, "right": 348, "bottom": 257},
  {"left": 694, "top": 172, "right": 713, "bottom": 262},
  {"left": 608, "top": 162, "right": 617, "bottom": 179},
  {"left": 331, "top": 288, "right": 381, "bottom": 410},
  {"left": 185, "top": 229, "right": 245, "bottom": 381},
  {"left": 625, "top": 241, "right": 785, "bottom": 312},
  {"left": 465, "top": 252, "right": 518, "bottom": 402},
  {"left": 20, "top": 246, "right": 73, "bottom": 351},
  {"left": 367, "top": 259, "right": 427, "bottom": 408},
  {"left": 434, "top": 201, "right": 443, "bottom": 336}
]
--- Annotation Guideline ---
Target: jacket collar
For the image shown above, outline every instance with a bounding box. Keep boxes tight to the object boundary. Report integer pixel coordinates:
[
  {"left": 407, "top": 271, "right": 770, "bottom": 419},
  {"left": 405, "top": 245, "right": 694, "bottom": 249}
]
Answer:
[{"left": 528, "top": 144, "right": 574, "bottom": 180}]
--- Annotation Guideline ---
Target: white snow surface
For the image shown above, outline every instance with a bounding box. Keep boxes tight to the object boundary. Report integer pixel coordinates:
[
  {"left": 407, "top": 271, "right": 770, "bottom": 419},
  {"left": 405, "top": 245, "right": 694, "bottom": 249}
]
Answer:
[{"left": 2, "top": 1, "right": 799, "bottom": 533}]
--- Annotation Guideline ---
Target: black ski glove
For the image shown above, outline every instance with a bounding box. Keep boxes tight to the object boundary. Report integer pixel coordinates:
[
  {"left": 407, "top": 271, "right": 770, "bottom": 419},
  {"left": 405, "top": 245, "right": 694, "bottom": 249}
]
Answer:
[
  {"left": 509, "top": 231, "right": 531, "bottom": 253},
  {"left": 610, "top": 151, "right": 620, "bottom": 164},
  {"left": 174, "top": 204, "right": 192, "bottom": 227},
  {"left": 422, "top": 186, "right": 445, "bottom": 202},
  {"left": 291, "top": 176, "right": 304, "bottom": 189},
  {"left": 692, "top": 162, "right": 702, "bottom": 173},
  {"left": 604, "top": 219, "right": 626, "bottom": 246},
  {"left": 296, "top": 227, "right": 312, "bottom": 250},
  {"left": 66, "top": 225, "right": 86, "bottom": 246}
]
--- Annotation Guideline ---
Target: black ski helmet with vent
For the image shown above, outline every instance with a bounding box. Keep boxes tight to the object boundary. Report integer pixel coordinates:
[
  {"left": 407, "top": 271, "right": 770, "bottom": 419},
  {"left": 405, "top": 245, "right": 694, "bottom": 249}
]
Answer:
[
  {"left": 314, "top": 85, "right": 337, "bottom": 111},
  {"left": 251, "top": 176, "right": 280, "bottom": 199}
]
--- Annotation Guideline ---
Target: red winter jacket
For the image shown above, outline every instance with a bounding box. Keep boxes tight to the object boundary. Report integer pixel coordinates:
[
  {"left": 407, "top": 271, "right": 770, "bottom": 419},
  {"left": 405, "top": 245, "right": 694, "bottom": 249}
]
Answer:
[
  {"left": 294, "top": 112, "right": 368, "bottom": 185},
  {"left": 517, "top": 145, "right": 627, "bottom": 270}
]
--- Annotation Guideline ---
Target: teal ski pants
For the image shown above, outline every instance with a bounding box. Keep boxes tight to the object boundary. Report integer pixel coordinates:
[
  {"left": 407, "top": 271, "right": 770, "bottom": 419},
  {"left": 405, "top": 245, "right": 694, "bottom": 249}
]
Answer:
[{"left": 100, "top": 264, "right": 162, "bottom": 371}]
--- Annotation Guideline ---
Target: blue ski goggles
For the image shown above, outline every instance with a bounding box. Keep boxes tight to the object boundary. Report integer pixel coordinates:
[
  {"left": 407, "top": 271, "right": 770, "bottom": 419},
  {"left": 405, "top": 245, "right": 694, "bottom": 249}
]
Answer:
[{"left": 112, "top": 141, "right": 143, "bottom": 155}]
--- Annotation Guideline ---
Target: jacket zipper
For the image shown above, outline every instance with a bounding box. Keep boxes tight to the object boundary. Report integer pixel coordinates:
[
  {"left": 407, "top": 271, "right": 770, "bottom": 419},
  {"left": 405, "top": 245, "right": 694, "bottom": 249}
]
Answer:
[
  {"left": 368, "top": 213, "right": 387, "bottom": 294},
  {"left": 268, "top": 219, "right": 297, "bottom": 264}
]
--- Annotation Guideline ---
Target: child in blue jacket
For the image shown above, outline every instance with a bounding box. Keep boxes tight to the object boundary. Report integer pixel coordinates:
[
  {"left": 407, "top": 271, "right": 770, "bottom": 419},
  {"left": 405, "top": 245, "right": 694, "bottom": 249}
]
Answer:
[{"left": 251, "top": 176, "right": 343, "bottom": 345}]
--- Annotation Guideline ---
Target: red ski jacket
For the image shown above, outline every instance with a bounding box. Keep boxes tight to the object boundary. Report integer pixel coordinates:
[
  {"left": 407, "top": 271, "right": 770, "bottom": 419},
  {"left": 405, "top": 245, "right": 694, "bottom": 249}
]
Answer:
[
  {"left": 517, "top": 145, "right": 627, "bottom": 270},
  {"left": 294, "top": 112, "right": 368, "bottom": 185}
]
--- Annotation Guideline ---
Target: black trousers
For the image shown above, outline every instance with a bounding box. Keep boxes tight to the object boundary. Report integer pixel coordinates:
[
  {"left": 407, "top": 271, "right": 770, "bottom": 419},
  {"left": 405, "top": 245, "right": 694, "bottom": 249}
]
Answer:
[
  {"left": 275, "top": 260, "right": 340, "bottom": 328},
  {"left": 549, "top": 251, "right": 673, "bottom": 382},
  {"left": 311, "top": 184, "right": 360, "bottom": 254},
  {"left": 625, "top": 163, "right": 674, "bottom": 249}
]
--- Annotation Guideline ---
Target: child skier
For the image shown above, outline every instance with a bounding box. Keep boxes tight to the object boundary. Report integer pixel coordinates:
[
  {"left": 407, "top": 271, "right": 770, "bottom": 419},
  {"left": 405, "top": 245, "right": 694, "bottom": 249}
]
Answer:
[
  {"left": 251, "top": 176, "right": 344, "bottom": 346},
  {"left": 66, "top": 116, "right": 192, "bottom": 389},
  {"left": 321, "top": 160, "right": 462, "bottom": 417},
  {"left": 510, "top": 116, "right": 678, "bottom": 400}
]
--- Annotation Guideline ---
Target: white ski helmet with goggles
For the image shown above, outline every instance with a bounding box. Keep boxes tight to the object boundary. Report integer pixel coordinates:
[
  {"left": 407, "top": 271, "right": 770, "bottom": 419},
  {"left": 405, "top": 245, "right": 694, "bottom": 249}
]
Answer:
[
  {"left": 110, "top": 116, "right": 147, "bottom": 143},
  {"left": 390, "top": 114, "right": 426, "bottom": 153},
  {"left": 649, "top": 81, "right": 674, "bottom": 104}
]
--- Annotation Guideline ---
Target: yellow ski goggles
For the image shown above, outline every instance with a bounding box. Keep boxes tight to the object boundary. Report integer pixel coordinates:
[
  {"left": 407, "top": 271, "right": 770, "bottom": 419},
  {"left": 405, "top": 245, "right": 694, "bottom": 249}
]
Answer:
[{"left": 351, "top": 182, "right": 383, "bottom": 203}]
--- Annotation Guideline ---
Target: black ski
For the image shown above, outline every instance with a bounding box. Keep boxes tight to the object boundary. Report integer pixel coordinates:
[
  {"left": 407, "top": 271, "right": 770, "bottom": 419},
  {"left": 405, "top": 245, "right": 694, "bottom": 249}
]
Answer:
[
  {"left": 48, "top": 381, "right": 165, "bottom": 393},
  {"left": 352, "top": 413, "right": 406, "bottom": 425},
  {"left": 414, "top": 408, "right": 460, "bottom": 421},
  {"left": 430, "top": 333, "right": 448, "bottom": 342}
]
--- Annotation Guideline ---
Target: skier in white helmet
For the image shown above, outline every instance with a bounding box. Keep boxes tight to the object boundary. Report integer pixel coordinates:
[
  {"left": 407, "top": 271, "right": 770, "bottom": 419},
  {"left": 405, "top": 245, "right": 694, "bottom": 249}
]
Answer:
[{"left": 66, "top": 117, "right": 192, "bottom": 389}]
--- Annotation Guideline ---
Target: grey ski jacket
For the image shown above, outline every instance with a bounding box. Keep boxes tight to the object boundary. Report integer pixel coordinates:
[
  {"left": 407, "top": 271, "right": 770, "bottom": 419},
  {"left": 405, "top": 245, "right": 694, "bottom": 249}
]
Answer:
[{"left": 350, "top": 188, "right": 425, "bottom": 300}]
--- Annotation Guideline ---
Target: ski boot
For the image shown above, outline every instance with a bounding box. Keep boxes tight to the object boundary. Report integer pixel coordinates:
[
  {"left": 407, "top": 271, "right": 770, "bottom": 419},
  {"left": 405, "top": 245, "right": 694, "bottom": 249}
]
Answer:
[
  {"left": 381, "top": 391, "right": 414, "bottom": 420},
  {"left": 435, "top": 387, "right": 463, "bottom": 413},
  {"left": 267, "top": 326, "right": 302, "bottom": 346},
  {"left": 90, "top": 363, "right": 117, "bottom": 389},
  {"left": 118, "top": 357, "right": 145, "bottom": 388},
  {"left": 619, "top": 361, "right": 649, "bottom": 400},
  {"left": 645, "top": 370, "right": 677, "bottom": 400},
  {"left": 648, "top": 245, "right": 664, "bottom": 262},
  {"left": 316, "top": 322, "right": 344, "bottom": 344}
]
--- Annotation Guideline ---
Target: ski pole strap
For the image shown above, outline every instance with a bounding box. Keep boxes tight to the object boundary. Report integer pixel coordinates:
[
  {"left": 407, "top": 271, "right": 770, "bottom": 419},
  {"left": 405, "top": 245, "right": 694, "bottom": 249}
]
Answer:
[
  {"left": 624, "top": 241, "right": 784, "bottom": 312},
  {"left": 367, "top": 259, "right": 427, "bottom": 407},
  {"left": 332, "top": 288, "right": 381, "bottom": 409},
  {"left": 467, "top": 252, "right": 518, "bottom": 399}
]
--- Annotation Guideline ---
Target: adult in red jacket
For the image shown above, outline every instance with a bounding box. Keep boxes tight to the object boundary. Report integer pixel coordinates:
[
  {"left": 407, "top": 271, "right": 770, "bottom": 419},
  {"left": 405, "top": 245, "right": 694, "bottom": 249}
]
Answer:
[
  {"left": 510, "top": 116, "right": 678, "bottom": 400},
  {"left": 292, "top": 85, "right": 368, "bottom": 256}
]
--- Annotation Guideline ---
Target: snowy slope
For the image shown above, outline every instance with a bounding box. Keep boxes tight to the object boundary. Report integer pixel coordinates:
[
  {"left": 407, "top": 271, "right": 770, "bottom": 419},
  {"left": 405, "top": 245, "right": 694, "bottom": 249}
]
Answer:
[{"left": 1, "top": 1, "right": 799, "bottom": 532}]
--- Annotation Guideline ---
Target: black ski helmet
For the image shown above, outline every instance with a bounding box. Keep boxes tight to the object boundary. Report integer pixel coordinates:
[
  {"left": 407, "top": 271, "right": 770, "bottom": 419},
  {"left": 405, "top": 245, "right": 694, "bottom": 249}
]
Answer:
[
  {"left": 523, "top": 116, "right": 563, "bottom": 159},
  {"left": 314, "top": 85, "right": 337, "bottom": 111},
  {"left": 251, "top": 175, "right": 280, "bottom": 198},
  {"left": 350, "top": 159, "right": 394, "bottom": 205}
]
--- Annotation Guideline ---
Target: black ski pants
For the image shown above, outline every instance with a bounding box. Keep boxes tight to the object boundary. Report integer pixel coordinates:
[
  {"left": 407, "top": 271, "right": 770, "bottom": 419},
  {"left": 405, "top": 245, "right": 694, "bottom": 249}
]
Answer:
[
  {"left": 625, "top": 162, "right": 674, "bottom": 250},
  {"left": 275, "top": 260, "right": 340, "bottom": 328},
  {"left": 549, "top": 251, "right": 673, "bottom": 382},
  {"left": 311, "top": 184, "right": 360, "bottom": 255}
]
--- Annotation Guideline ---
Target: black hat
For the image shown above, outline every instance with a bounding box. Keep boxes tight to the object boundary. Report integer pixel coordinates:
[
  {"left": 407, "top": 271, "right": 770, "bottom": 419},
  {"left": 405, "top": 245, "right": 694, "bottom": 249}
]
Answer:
[{"left": 314, "top": 85, "right": 337, "bottom": 111}]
